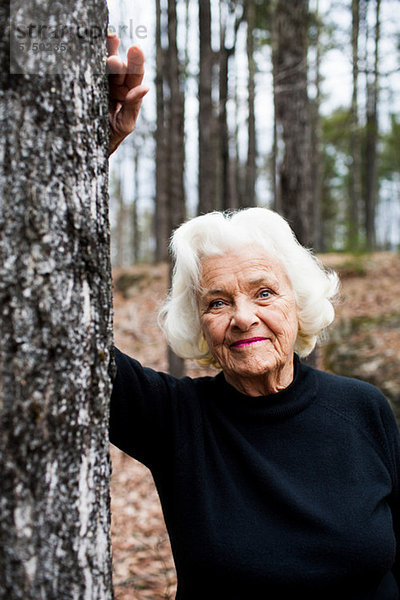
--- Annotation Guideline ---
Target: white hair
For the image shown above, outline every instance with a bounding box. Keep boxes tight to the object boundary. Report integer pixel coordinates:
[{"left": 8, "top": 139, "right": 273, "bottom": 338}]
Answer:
[{"left": 158, "top": 207, "right": 340, "bottom": 364}]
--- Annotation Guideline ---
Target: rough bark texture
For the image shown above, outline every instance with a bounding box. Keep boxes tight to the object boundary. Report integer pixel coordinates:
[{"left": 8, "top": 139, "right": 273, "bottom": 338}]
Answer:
[
  {"left": 272, "top": 0, "right": 314, "bottom": 248},
  {"left": 0, "top": 2, "right": 114, "bottom": 599}
]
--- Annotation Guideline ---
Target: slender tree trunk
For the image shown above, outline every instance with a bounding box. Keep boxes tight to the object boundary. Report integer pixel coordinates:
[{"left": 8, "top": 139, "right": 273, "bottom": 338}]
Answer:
[
  {"left": 272, "top": 94, "right": 279, "bottom": 212},
  {"left": 244, "top": 0, "right": 257, "bottom": 208},
  {"left": 218, "top": 41, "right": 232, "bottom": 211},
  {"left": 115, "top": 162, "right": 125, "bottom": 267},
  {"left": 167, "top": 0, "right": 185, "bottom": 377},
  {"left": 198, "top": 0, "right": 217, "bottom": 214},
  {"left": 218, "top": 2, "right": 243, "bottom": 212},
  {"left": 270, "top": 0, "right": 279, "bottom": 214},
  {"left": 0, "top": 2, "right": 114, "bottom": 599},
  {"left": 310, "top": 0, "right": 323, "bottom": 251},
  {"left": 155, "top": 0, "right": 170, "bottom": 262},
  {"left": 132, "top": 151, "right": 140, "bottom": 262},
  {"left": 348, "top": 0, "right": 362, "bottom": 250},
  {"left": 271, "top": 0, "right": 314, "bottom": 248},
  {"left": 233, "top": 54, "right": 245, "bottom": 209},
  {"left": 167, "top": 0, "right": 186, "bottom": 231},
  {"left": 364, "top": 0, "right": 380, "bottom": 251}
]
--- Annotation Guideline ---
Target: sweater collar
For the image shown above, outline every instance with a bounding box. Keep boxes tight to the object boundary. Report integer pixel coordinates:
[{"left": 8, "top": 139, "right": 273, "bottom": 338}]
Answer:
[{"left": 213, "top": 354, "right": 317, "bottom": 422}]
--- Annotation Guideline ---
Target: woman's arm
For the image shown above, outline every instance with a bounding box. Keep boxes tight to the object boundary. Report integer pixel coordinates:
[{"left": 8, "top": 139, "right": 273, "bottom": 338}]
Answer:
[{"left": 109, "top": 348, "right": 181, "bottom": 468}]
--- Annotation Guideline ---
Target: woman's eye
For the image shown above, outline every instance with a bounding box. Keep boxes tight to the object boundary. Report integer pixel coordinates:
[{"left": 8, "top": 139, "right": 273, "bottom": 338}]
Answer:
[{"left": 210, "top": 300, "right": 225, "bottom": 309}]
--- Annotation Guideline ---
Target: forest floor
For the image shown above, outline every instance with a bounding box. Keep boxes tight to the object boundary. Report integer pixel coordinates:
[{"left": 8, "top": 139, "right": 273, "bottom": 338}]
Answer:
[{"left": 110, "top": 251, "right": 400, "bottom": 600}]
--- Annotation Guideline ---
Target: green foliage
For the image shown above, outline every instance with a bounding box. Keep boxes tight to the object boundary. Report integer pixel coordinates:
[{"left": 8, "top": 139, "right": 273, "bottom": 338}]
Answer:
[
  {"left": 253, "top": 0, "right": 272, "bottom": 45},
  {"left": 379, "top": 114, "right": 400, "bottom": 180},
  {"left": 322, "top": 107, "right": 352, "bottom": 155},
  {"left": 319, "top": 108, "right": 354, "bottom": 250},
  {"left": 320, "top": 147, "right": 343, "bottom": 251}
]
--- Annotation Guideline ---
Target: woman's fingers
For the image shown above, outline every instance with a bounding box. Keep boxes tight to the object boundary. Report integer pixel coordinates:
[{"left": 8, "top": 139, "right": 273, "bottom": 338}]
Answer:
[
  {"left": 117, "top": 84, "right": 150, "bottom": 130},
  {"left": 107, "top": 32, "right": 120, "bottom": 56},
  {"left": 107, "top": 55, "right": 127, "bottom": 88},
  {"left": 125, "top": 83, "right": 150, "bottom": 101},
  {"left": 107, "top": 46, "right": 145, "bottom": 98},
  {"left": 125, "top": 46, "right": 145, "bottom": 90}
]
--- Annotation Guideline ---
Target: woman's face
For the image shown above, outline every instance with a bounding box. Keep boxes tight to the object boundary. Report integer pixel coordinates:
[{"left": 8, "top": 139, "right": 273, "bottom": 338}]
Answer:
[{"left": 198, "top": 245, "right": 299, "bottom": 395}]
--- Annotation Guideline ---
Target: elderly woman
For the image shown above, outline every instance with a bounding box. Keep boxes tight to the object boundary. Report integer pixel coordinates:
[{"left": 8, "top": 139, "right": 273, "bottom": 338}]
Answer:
[{"left": 107, "top": 37, "right": 399, "bottom": 600}]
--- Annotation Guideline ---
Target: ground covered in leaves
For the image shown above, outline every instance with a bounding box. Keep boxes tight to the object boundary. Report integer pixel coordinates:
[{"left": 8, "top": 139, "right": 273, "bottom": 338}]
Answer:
[{"left": 110, "top": 252, "right": 400, "bottom": 600}]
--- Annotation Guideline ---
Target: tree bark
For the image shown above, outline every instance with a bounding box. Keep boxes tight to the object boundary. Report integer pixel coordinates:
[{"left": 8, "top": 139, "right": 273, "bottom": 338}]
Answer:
[
  {"left": 218, "top": 30, "right": 233, "bottom": 211},
  {"left": 132, "top": 151, "right": 140, "bottom": 263},
  {"left": 166, "top": 0, "right": 185, "bottom": 377},
  {"left": 310, "top": 0, "right": 323, "bottom": 251},
  {"left": 348, "top": 0, "right": 362, "bottom": 250},
  {"left": 115, "top": 162, "right": 125, "bottom": 267},
  {"left": 271, "top": 0, "right": 314, "bottom": 248},
  {"left": 198, "top": 0, "right": 217, "bottom": 214},
  {"left": 155, "top": 0, "right": 170, "bottom": 262},
  {"left": 218, "top": 2, "right": 243, "bottom": 212},
  {"left": 364, "top": 0, "right": 380, "bottom": 251},
  {"left": 244, "top": 0, "right": 257, "bottom": 209},
  {"left": 0, "top": 2, "right": 114, "bottom": 599}
]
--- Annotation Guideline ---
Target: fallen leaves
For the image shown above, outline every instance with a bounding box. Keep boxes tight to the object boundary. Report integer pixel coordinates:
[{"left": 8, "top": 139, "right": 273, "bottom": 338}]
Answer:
[{"left": 110, "top": 252, "right": 400, "bottom": 599}]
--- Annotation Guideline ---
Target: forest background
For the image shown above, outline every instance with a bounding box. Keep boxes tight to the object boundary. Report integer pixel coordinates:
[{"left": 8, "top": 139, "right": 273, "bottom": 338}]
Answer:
[
  {"left": 108, "top": 0, "right": 400, "bottom": 265},
  {"left": 106, "top": 1, "right": 400, "bottom": 598}
]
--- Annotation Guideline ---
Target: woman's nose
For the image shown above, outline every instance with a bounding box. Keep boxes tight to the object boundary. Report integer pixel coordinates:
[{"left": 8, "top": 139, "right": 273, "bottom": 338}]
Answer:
[{"left": 230, "top": 300, "right": 259, "bottom": 331}]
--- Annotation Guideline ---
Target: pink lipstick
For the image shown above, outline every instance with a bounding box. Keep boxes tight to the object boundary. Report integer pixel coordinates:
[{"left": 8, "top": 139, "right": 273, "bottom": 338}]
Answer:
[{"left": 230, "top": 337, "right": 267, "bottom": 348}]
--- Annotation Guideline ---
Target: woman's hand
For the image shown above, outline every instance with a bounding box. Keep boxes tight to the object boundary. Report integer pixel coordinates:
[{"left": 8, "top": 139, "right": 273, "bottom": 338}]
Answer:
[{"left": 107, "top": 32, "right": 149, "bottom": 156}]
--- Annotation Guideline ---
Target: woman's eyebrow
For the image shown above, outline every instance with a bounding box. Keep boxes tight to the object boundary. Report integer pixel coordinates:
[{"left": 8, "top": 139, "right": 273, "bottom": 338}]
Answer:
[
  {"left": 247, "top": 276, "right": 279, "bottom": 288},
  {"left": 201, "top": 288, "right": 225, "bottom": 298},
  {"left": 201, "top": 275, "right": 279, "bottom": 295}
]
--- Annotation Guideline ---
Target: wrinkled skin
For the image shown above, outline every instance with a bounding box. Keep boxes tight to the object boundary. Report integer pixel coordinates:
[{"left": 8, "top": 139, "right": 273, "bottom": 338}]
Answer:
[{"left": 198, "top": 246, "right": 299, "bottom": 396}]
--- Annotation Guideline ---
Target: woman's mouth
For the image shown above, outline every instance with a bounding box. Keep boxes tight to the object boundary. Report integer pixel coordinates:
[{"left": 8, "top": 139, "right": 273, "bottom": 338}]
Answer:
[{"left": 230, "top": 337, "right": 267, "bottom": 348}]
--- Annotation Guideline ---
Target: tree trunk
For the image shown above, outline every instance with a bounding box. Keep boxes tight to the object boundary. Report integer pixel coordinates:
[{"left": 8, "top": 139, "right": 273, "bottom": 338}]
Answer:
[
  {"left": 233, "top": 56, "right": 245, "bottom": 210},
  {"left": 115, "top": 162, "right": 125, "bottom": 267},
  {"left": 364, "top": 0, "right": 380, "bottom": 251},
  {"left": 132, "top": 151, "right": 140, "bottom": 263},
  {"left": 198, "top": 0, "right": 217, "bottom": 214},
  {"left": 348, "top": 0, "right": 362, "bottom": 250},
  {"left": 244, "top": 0, "right": 257, "bottom": 209},
  {"left": 271, "top": 0, "right": 314, "bottom": 248},
  {"left": 155, "top": 0, "right": 170, "bottom": 262},
  {"left": 272, "top": 99, "right": 279, "bottom": 213},
  {"left": 166, "top": 0, "right": 185, "bottom": 377},
  {"left": 218, "top": 41, "right": 232, "bottom": 211},
  {"left": 218, "top": 2, "right": 243, "bottom": 212},
  {"left": 0, "top": 2, "right": 114, "bottom": 599},
  {"left": 310, "top": 0, "right": 323, "bottom": 251}
]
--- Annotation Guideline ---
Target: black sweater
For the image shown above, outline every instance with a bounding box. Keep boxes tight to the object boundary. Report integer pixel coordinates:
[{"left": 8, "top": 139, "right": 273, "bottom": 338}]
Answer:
[{"left": 110, "top": 348, "right": 400, "bottom": 600}]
